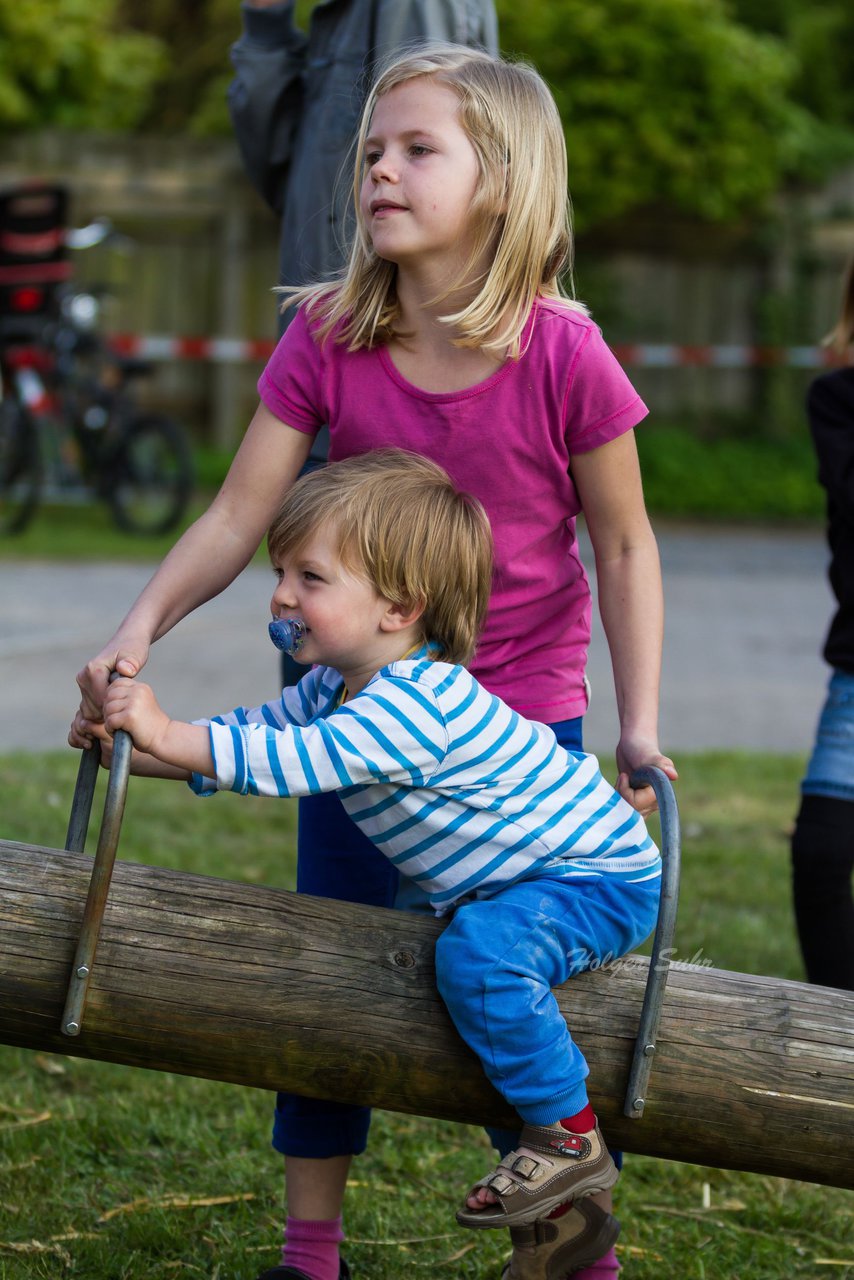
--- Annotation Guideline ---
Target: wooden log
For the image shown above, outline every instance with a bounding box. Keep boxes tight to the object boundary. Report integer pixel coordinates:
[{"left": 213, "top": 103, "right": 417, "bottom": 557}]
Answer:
[{"left": 2, "top": 838, "right": 852, "bottom": 1189}]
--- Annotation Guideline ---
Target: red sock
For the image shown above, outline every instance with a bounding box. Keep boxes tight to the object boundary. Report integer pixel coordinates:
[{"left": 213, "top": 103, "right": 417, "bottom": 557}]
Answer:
[
  {"left": 559, "top": 1102, "right": 596, "bottom": 1133},
  {"left": 282, "top": 1215, "right": 344, "bottom": 1280}
]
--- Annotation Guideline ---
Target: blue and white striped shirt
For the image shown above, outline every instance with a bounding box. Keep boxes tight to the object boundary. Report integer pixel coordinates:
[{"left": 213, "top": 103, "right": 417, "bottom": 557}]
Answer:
[{"left": 191, "top": 653, "right": 661, "bottom": 914}]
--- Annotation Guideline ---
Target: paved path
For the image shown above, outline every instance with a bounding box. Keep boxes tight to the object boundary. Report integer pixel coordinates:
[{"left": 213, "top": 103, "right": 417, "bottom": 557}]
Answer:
[{"left": 0, "top": 524, "right": 833, "bottom": 764}]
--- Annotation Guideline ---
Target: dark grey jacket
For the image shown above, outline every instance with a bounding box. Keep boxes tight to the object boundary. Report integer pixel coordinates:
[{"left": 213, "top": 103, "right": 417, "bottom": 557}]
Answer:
[{"left": 229, "top": 0, "right": 499, "bottom": 313}]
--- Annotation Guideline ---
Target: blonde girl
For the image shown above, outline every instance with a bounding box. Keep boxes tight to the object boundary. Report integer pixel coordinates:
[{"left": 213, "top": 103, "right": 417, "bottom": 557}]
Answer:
[{"left": 73, "top": 43, "right": 675, "bottom": 1280}]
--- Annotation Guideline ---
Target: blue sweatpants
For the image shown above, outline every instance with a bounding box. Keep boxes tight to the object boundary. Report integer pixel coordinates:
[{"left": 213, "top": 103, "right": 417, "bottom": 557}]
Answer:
[{"left": 434, "top": 874, "right": 660, "bottom": 1124}]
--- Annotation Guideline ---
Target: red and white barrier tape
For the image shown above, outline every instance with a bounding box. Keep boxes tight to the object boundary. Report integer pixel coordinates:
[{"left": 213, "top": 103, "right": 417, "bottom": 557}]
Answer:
[
  {"left": 110, "top": 334, "right": 276, "bottom": 363},
  {"left": 109, "top": 334, "right": 847, "bottom": 370},
  {"left": 611, "top": 343, "right": 845, "bottom": 369}
]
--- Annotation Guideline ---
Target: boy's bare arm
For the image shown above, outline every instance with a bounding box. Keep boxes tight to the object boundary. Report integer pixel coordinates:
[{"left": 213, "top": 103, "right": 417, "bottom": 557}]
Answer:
[
  {"left": 95, "top": 679, "right": 215, "bottom": 779},
  {"left": 80, "top": 717, "right": 192, "bottom": 780}
]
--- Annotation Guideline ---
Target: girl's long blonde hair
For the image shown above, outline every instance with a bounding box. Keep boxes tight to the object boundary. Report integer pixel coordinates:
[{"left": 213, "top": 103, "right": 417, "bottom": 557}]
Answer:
[{"left": 280, "top": 43, "right": 586, "bottom": 359}]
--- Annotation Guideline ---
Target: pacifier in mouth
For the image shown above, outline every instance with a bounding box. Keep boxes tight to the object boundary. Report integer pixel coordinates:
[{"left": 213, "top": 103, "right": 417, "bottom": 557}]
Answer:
[{"left": 268, "top": 617, "right": 306, "bottom": 655}]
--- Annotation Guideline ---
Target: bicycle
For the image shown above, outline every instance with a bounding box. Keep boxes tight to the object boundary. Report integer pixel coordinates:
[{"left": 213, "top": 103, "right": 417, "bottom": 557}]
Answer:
[{"left": 0, "top": 183, "right": 194, "bottom": 536}]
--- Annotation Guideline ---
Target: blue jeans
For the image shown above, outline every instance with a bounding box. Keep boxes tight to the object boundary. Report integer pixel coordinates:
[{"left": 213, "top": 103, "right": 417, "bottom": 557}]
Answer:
[
  {"left": 801, "top": 670, "right": 854, "bottom": 801},
  {"left": 273, "top": 718, "right": 590, "bottom": 1158}
]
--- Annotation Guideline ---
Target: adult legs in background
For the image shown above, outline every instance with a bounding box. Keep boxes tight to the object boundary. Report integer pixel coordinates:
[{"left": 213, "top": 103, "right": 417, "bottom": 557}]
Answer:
[
  {"left": 791, "top": 671, "right": 854, "bottom": 991},
  {"left": 792, "top": 794, "right": 854, "bottom": 989}
]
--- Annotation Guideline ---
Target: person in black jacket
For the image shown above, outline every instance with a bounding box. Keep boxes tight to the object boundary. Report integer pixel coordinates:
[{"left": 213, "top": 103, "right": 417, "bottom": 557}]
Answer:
[
  {"left": 792, "top": 256, "right": 854, "bottom": 992},
  {"left": 229, "top": 1, "right": 498, "bottom": 320}
]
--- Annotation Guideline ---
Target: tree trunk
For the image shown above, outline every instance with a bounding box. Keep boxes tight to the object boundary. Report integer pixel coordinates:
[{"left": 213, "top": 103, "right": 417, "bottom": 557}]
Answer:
[{"left": 2, "top": 839, "right": 851, "bottom": 1188}]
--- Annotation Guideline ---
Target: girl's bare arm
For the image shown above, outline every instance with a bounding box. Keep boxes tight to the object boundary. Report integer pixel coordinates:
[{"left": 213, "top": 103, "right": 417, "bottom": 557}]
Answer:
[
  {"left": 70, "top": 405, "right": 312, "bottom": 742},
  {"left": 572, "top": 430, "right": 677, "bottom": 815}
]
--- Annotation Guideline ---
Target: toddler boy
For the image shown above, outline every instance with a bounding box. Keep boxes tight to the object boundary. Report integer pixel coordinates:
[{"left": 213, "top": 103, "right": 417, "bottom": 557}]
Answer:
[{"left": 86, "top": 448, "right": 660, "bottom": 1238}]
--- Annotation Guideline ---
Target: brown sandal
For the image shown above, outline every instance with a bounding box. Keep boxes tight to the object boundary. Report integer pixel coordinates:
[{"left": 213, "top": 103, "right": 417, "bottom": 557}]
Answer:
[
  {"left": 456, "top": 1122, "right": 618, "bottom": 1230},
  {"left": 502, "top": 1198, "right": 621, "bottom": 1279}
]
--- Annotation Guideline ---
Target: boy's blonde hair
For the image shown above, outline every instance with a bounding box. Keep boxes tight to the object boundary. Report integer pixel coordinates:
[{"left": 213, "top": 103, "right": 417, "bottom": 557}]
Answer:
[
  {"left": 267, "top": 449, "right": 493, "bottom": 665},
  {"left": 825, "top": 256, "right": 854, "bottom": 356},
  {"left": 282, "top": 43, "right": 585, "bottom": 359}
]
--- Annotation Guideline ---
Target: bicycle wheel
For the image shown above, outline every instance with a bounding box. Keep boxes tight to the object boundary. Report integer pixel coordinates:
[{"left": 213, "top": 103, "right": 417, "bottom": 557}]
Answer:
[
  {"left": 0, "top": 397, "right": 40, "bottom": 534},
  {"left": 107, "top": 413, "right": 193, "bottom": 535}
]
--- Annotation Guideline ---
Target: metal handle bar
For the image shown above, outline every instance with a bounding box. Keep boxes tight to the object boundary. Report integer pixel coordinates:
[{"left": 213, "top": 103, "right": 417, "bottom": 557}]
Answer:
[
  {"left": 62, "top": 685, "right": 133, "bottom": 1037},
  {"left": 64, "top": 742, "right": 100, "bottom": 854},
  {"left": 624, "top": 765, "right": 681, "bottom": 1118}
]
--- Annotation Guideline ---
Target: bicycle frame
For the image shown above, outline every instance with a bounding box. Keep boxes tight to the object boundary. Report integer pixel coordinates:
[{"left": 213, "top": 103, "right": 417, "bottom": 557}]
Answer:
[{"left": 0, "top": 183, "right": 193, "bottom": 535}]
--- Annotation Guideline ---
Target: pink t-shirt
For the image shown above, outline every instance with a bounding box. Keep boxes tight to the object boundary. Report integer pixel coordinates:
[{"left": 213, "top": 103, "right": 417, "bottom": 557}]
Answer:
[{"left": 258, "top": 298, "right": 647, "bottom": 723}]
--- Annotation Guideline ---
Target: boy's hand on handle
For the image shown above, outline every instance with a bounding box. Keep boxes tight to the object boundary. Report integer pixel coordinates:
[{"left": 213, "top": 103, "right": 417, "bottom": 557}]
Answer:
[
  {"left": 73, "top": 719, "right": 121, "bottom": 771},
  {"left": 69, "top": 706, "right": 192, "bottom": 781},
  {"left": 616, "top": 735, "right": 677, "bottom": 818},
  {"left": 102, "top": 678, "right": 170, "bottom": 757}
]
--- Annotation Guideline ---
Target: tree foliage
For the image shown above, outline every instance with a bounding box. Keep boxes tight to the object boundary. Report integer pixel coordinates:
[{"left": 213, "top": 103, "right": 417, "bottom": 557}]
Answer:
[
  {"left": 496, "top": 0, "right": 808, "bottom": 228},
  {"left": 0, "top": 0, "right": 164, "bottom": 130},
  {"left": 732, "top": 0, "right": 854, "bottom": 126},
  {"left": 115, "top": 0, "right": 240, "bottom": 135},
  {"left": 729, "top": 0, "right": 854, "bottom": 179},
  {"left": 2, "top": 0, "right": 853, "bottom": 232}
]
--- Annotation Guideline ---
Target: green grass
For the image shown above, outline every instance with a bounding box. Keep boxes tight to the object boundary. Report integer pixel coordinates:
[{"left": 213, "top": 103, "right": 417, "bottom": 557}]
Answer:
[
  {"left": 636, "top": 428, "right": 824, "bottom": 523},
  {"left": 0, "top": 498, "right": 210, "bottom": 563},
  {"left": 0, "top": 445, "right": 229, "bottom": 561},
  {"left": 1, "top": 750, "right": 852, "bottom": 1279}
]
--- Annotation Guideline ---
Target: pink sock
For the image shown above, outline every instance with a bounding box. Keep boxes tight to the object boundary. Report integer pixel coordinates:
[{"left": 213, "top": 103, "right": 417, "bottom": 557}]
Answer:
[
  {"left": 571, "top": 1246, "right": 621, "bottom": 1278},
  {"left": 282, "top": 1215, "right": 344, "bottom": 1280}
]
